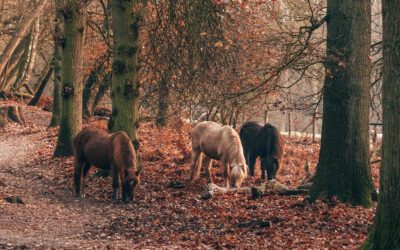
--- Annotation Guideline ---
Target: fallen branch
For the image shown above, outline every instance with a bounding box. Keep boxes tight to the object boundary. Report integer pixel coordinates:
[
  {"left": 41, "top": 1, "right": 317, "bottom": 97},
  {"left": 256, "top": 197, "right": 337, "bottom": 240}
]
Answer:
[{"left": 201, "top": 180, "right": 309, "bottom": 200}]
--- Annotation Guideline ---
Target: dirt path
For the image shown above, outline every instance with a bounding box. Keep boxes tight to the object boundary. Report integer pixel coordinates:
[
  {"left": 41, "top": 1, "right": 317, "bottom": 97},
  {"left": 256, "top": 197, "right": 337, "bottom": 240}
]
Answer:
[{"left": 0, "top": 106, "right": 135, "bottom": 249}]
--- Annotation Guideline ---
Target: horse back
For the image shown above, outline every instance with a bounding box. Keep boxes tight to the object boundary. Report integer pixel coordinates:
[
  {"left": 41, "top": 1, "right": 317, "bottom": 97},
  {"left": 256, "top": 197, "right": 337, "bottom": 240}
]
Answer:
[
  {"left": 239, "top": 122, "right": 262, "bottom": 152},
  {"left": 74, "top": 128, "right": 114, "bottom": 169},
  {"left": 191, "top": 121, "right": 224, "bottom": 160},
  {"left": 259, "top": 124, "right": 284, "bottom": 160}
]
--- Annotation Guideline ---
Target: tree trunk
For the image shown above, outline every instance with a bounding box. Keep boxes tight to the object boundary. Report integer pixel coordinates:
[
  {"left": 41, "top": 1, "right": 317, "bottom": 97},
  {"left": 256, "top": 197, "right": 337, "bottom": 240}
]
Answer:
[
  {"left": 82, "top": 68, "right": 100, "bottom": 119},
  {"left": 22, "top": 18, "right": 40, "bottom": 90},
  {"left": 309, "top": 0, "right": 374, "bottom": 207},
  {"left": 0, "top": 106, "right": 26, "bottom": 125},
  {"left": 53, "top": 0, "right": 86, "bottom": 156},
  {"left": 49, "top": 0, "right": 63, "bottom": 127},
  {"left": 0, "top": 0, "right": 48, "bottom": 76},
  {"left": 155, "top": 75, "right": 169, "bottom": 127},
  {"left": 0, "top": 36, "right": 28, "bottom": 91},
  {"left": 28, "top": 59, "right": 53, "bottom": 106},
  {"left": 90, "top": 72, "right": 111, "bottom": 114},
  {"left": 108, "top": 0, "right": 142, "bottom": 152},
  {"left": 361, "top": 0, "right": 400, "bottom": 248},
  {"left": 82, "top": 53, "right": 109, "bottom": 119},
  {"left": 6, "top": 33, "right": 32, "bottom": 93}
]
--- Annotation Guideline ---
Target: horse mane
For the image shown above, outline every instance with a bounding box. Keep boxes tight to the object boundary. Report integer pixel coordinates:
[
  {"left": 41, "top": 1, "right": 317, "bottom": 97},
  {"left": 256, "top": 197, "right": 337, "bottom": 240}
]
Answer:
[
  {"left": 220, "top": 126, "right": 246, "bottom": 166},
  {"left": 111, "top": 132, "right": 137, "bottom": 175}
]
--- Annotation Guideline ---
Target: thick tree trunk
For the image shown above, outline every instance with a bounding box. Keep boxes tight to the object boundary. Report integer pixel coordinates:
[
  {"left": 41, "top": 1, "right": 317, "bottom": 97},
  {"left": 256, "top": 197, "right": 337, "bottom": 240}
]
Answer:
[
  {"left": 309, "top": 0, "right": 374, "bottom": 207},
  {"left": 28, "top": 59, "right": 53, "bottom": 106},
  {"left": 0, "top": 0, "right": 48, "bottom": 76},
  {"left": 49, "top": 0, "right": 63, "bottom": 127},
  {"left": 362, "top": 0, "right": 400, "bottom": 248},
  {"left": 53, "top": 0, "right": 86, "bottom": 156},
  {"left": 108, "top": 0, "right": 142, "bottom": 151}
]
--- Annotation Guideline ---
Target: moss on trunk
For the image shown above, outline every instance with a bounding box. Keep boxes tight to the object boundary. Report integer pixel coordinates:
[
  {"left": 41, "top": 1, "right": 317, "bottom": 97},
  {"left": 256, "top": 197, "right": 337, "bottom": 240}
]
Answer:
[
  {"left": 108, "top": 0, "right": 142, "bottom": 151},
  {"left": 53, "top": 0, "right": 86, "bottom": 156}
]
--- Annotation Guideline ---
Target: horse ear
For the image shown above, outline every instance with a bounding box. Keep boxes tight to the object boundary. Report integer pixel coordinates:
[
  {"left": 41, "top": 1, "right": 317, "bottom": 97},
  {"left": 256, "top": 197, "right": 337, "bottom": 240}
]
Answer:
[{"left": 135, "top": 163, "right": 143, "bottom": 177}]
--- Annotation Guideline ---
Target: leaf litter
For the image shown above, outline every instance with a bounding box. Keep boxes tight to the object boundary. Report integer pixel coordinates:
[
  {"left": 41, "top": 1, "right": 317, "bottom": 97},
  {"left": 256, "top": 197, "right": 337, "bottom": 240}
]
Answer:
[{"left": 0, "top": 100, "right": 378, "bottom": 249}]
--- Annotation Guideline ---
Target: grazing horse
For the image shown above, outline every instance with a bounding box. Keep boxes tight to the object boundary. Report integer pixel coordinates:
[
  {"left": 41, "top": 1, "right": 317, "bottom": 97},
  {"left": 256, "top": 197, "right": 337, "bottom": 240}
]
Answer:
[
  {"left": 239, "top": 122, "right": 284, "bottom": 180},
  {"left": 73, "top": 128, "right": 142, "bottom": 202},
  {"left": 189, "top": 121, "right": 248, "bottom": 188}
]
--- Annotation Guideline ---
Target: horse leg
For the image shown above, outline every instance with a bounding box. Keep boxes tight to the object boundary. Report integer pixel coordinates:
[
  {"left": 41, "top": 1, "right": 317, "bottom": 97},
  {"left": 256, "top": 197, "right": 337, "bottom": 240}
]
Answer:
[
  {"left": 204, "top": 156, "right": 213, "bottom": 184},
  {"left": 111, "top": 165, "right": 119, "bottom": 201},
  {"left": 80, "top": 162, "right": 92, "bottom": 196},
  {"left": 74, "top": 159, "right": 86, "bottom": 197},
  {"left": 249, "top": 154, "right": 257, "bottom": 177},
  {"left": 189, "top": 149, "right": 202, "bottom": 182},
  {"left": 261, "top": 158, "right": 267, "bottom": 180},
  {"left": 223, "top": 163, "right": 230, "bottom": 188}
]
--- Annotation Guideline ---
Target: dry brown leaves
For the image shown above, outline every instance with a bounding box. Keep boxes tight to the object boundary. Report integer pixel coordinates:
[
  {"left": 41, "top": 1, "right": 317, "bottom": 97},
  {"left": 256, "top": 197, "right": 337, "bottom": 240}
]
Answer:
[{"left": 0, "top": 101, "right": 379, "bottom": 249}]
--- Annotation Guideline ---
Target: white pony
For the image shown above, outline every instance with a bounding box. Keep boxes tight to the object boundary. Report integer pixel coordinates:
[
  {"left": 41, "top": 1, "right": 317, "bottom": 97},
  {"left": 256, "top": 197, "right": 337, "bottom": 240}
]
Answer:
[{"left": 189, "top": 121, "right": 248, "bottom": 188}]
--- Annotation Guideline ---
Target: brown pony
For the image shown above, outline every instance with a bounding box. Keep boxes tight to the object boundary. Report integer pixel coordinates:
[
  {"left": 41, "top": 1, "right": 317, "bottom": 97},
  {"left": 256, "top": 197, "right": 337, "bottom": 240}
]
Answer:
[
  {"left": 189, "top": 121, "right": 248, "bottom": 188},
  {"left": 73, "top": 128, "right": 142, "bottom": 202}
]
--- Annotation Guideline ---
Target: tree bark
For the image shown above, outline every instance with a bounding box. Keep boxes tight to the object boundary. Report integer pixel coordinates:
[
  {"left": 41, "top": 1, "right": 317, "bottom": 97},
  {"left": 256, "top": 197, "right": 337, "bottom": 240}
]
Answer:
[
  {"left": 108, "top": 0, "right": 142, "bottom": 152},
  {"left": 90, "top": 72, "right": 111, "bottom": 114},
  {"left": 49, "top": 0, "right": 63, "bottom": 127},
  {"left": 28, "top": 59, "right": 53, "bottom": 106},
  {"left": 82, "top": 53, "right": 109, "bottom": 119},
  {"left": 53, "top": 0, "right": 86, "bottom": 156},
  {"left": 309, "top": 0, "right": 374, "bottom": 207},
  {"left": 21, "top": 18, "right": 40, "bottom": 90},
  {"left": 0, "top": 36, "right": 28, "bottom": 91},
  {"left": 361, "top": 0, "right": 400, "bottom": 248},
  {"left": 0, "top": 0, "right": 48, "bottom": 76},
  {"left": 155, "top": 75, "right": 170, "bottom": 127},
  {"left": 6, "top": 32, "right": 32, "bottom": 93}
]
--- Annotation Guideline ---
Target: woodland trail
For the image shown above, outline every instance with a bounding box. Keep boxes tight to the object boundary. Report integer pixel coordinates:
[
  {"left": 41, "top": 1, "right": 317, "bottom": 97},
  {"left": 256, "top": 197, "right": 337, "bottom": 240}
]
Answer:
[{"left": 0, "top": 105, "right": 135, "bottom": 249}]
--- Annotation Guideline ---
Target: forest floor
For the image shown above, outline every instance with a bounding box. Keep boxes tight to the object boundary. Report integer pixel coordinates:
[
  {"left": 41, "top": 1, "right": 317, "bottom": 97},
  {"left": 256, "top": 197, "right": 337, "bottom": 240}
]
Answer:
[{"left": 0, "top": 100, "right": 380, "bottom": 249}]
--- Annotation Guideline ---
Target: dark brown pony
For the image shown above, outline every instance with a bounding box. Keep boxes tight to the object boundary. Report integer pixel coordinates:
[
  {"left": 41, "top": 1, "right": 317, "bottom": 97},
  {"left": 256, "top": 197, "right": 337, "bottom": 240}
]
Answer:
[
  {"left": 239, "top": 122, "right": 284, "bottom": 180},
  {"left": 73, "top": 128, "right": 142, "bottom": 202}
]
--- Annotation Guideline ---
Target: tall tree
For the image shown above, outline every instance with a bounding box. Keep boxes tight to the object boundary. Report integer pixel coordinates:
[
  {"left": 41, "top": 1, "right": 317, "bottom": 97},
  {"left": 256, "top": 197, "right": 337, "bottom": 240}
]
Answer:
[
  {"left": 21, "top": 18, "right": 40, "bottom": 91},
  {"left": 309, "top": 0, "right": 374, "bottom": 207},
  {"left": 108, "top": 0, "right": 142, "bottom": 151},
  {"left": 0, "top": 0, "right": 48, "bottom": 77},
  {"left": 49, "top": 0, "right": 63, "bottom": 127},
  {"left": 362, "top": 0, "right": 400, "bottom": 248},
  {"left": 53, "top": 0, "right": 87, "bottom": 156}
]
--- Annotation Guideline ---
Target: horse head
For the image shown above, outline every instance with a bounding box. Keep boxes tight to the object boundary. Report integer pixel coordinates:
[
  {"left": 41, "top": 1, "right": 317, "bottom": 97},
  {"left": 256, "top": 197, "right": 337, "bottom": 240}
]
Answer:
[
  {"left": 122, "top": 164, "right": 143, "bottom": 202},
  {"left": 229, "top": 163, "right": 248, "bottom": 188}
]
